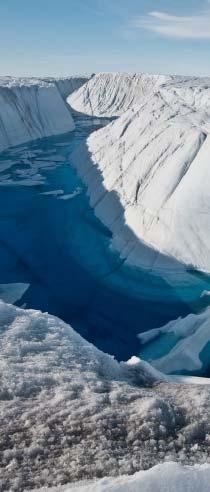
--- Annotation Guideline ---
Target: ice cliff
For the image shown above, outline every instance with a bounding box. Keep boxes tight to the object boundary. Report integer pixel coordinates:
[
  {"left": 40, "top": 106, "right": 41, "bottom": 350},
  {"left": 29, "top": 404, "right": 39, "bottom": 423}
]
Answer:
[
  {"left": 73, "top": 88, "right": 210, "bottom": 272},
  {"left": 0, "top": 76, "right": 88, "bottom": 153}
]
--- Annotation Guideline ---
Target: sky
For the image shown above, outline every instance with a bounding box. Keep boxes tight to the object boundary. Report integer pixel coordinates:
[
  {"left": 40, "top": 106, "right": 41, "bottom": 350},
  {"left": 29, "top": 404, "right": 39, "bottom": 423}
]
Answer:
[{"left": 0, "top": 0, "right": 210, "bottom": 77}]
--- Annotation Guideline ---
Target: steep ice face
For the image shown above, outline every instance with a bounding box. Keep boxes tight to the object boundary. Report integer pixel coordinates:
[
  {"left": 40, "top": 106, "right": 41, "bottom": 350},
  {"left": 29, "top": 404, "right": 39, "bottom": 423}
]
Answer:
[
  {"left": 0, "top": 76, "right": 87, "bottom": 153},
  {"left": 67, "top": 72, "right": 171, "bottom": 116},
  {"left": 73, "top": 90, "right": 210, "bottom": 273},
  {"left": 1, "top": 299, "right": 210, "bottom": 490}
]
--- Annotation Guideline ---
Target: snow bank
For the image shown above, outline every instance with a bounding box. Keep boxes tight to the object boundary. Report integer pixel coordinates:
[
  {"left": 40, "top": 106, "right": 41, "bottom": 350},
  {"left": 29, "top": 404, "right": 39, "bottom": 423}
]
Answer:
[
  {"left": 73, "top": 90, "right": 210, "bottom": 272},
  {"left": 67, "top": 72, "right": 170, "bottom": 116},
  {"left": 33, "top": 462, "right": 210, "bottom": 492},
  {"left": 0, "top": 76, "right": 87, "bottom": 153},
  {"left": 1, "top": 300, "right": 210, "bottom": 490},
  {"left": 139, "top": 307, "right": 210, "bottom": 375}
]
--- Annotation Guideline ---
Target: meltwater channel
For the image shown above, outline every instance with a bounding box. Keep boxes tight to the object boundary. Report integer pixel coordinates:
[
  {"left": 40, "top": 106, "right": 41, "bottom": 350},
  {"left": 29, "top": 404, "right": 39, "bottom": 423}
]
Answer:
[{"left": 0, "top": 115, "right": 210, "bottom": 369}]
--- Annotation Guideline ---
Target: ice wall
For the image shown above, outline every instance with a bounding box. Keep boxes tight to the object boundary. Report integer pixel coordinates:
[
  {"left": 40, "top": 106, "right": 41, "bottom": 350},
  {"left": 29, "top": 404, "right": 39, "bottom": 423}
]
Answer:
[{"left": 0, "top": 76, "right": 87, "bottom": 153}]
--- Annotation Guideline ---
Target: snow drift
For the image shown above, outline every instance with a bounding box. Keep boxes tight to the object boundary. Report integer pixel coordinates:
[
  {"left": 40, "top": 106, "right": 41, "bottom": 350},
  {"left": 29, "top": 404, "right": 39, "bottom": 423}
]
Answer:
[
  {"left": 73, "top": 89, "right": 210, "bottom": 272},
  {"left": 1, "top": 299, "right": 210, "bottom": 490},
  {"left": 0, "top": 76, "right": 87, "bottom": 153}
]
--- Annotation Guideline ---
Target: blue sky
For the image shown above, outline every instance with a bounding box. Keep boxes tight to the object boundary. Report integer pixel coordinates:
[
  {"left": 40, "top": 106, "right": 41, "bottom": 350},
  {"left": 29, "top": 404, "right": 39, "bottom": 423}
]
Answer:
[{"left": 1, "top": 0, "right": 210, "bottom": 77}]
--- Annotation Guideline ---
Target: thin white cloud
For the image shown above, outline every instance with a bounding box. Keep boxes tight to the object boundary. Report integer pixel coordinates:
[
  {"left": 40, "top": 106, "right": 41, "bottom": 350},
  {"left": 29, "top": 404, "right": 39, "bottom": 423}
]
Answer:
[{"left": 133, "top": 7, "right": 210, "bottom": 39}]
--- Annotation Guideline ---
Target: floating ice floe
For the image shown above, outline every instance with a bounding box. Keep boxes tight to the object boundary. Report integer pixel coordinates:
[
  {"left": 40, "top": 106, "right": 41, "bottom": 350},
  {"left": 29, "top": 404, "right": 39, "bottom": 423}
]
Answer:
[{"left": 139, "top": 307, "right": 210, "bottom": 375}]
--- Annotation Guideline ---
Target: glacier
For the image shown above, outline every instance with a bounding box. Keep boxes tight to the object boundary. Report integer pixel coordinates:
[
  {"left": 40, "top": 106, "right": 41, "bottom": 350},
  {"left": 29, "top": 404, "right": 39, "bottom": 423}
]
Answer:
[{"left": 1, "top": 71, "right": 210, "bottom": 491}]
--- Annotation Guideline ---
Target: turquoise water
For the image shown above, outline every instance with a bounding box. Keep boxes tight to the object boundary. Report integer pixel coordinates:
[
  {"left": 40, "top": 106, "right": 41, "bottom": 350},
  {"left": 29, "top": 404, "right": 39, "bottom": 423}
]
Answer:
[{"left": 0, "top": 116, "right": 210, "bottom": 364}]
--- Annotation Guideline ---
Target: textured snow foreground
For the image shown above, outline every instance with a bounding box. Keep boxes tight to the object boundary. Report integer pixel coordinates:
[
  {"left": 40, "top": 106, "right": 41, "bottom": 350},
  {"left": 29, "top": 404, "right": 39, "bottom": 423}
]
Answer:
[
  {"left": 1, "top": 301, "right": 210, "bottom": 491},
  {"left": 34, "top": 462, "right": 210, "bottom": 492},
  {"left": 0, "top": 76, "right": 88, "bottom": 152}
]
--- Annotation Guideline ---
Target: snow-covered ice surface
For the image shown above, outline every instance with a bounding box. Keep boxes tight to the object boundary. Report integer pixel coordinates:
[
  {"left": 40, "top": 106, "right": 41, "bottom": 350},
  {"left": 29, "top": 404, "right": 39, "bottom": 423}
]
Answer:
[
  {"left": 73, "top": 89, "right": 210, "bottom": 273},
  {"left": 0, "top": 76, "right": 87, "bottom": 153},
  {"left": 1, "top": 300, "right": 210, "bottom": 491},
  {"left": 33, "top": 462, "right": 210, "bottom": 492}
]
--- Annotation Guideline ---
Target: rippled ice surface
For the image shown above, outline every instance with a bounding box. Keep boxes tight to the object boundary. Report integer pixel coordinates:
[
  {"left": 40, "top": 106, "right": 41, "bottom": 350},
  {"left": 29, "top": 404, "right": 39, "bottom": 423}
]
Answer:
[{"left": 0, "top": 115, "right": 210, "bottom": 363}]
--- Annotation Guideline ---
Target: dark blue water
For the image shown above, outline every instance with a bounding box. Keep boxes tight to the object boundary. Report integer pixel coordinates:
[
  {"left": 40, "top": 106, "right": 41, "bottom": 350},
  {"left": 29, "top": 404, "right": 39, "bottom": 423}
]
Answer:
[{"left": 0, "top": 116, "right": 210, "bottom": 363}]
